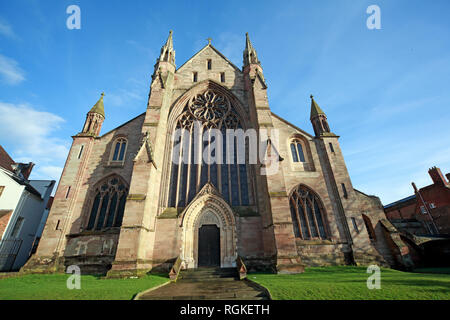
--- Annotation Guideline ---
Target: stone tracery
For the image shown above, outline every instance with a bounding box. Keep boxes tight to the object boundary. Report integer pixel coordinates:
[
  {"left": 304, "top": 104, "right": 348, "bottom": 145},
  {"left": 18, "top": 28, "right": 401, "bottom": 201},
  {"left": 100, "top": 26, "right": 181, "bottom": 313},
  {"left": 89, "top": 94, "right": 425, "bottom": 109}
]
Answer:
[{"left": 168, "top": 89, "right": 253, "bottom": 208}]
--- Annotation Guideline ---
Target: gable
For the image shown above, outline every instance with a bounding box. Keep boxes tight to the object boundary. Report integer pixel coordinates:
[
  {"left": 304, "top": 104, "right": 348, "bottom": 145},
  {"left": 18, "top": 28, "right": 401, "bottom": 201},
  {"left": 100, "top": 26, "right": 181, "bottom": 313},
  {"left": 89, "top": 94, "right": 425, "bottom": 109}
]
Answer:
[
  {"left": 177, "top": 45, "right": 241, "bottom": 73},
  {"left": 271, "top": 112, "right": 314, "bottom": 139},
  {"left": 175, "top": 45, "right": 243, "bottom": 89}
]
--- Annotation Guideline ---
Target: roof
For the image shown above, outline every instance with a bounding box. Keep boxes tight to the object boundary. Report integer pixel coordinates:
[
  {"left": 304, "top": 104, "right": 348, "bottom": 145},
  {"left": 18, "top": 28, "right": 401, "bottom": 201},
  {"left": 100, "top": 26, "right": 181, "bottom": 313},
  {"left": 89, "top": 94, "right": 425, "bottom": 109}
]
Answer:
[
  {"left": 384, "top": 194, "right": 416, "bottom": 209},
  {"left": 99, "top": 112, "right": 145, "bottom": 138},
  {"left": 0, "top": 145, "right": 15, "bottom": 172},
  {"left": 0, "top": 210, "right": 13, "bottom": 219},
  {"left": 0, "top": 166, "right": 42, "bottom": 198},
  {"left": 310, "top": 95, "right": 325, "bottom": 119},
  {"left": 89, "top": 93, "right": 105, "bottom": 118},
  {"left": 270, "top": 112, "right": 314, "bottom": 138},
  {"left": 10, "top": 174, "right": 42, "bottom": 198}
]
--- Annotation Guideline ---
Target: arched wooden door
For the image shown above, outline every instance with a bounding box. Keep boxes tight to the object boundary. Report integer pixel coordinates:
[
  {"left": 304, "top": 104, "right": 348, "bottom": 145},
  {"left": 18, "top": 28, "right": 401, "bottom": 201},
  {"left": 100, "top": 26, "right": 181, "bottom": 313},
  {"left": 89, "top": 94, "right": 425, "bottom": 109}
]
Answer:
[{"left": 198, "top": 225, "right": 220, "bottom": 267}]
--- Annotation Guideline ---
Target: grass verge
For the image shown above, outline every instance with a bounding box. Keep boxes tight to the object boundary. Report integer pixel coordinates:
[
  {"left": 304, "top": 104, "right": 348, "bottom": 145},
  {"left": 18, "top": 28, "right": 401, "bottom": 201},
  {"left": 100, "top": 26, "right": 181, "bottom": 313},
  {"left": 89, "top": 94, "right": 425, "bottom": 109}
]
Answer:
[
  {"left": 249, "top": 266, "right": 450, "bottom": 300},
  {"left": 0, "top": 273, "right": 169, "bottom": 300}
]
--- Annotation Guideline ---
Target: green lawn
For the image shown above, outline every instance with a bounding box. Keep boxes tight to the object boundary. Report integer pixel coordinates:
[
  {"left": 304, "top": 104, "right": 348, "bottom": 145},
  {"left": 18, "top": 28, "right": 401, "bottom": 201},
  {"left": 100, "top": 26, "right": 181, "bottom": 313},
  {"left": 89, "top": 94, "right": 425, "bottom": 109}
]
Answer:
[
  {"left": 0, "top": 273, "right": 169, "bottom": 300},
  {"left": 1, "top": 267, "right": 449, "bottom": 300},
  {"left": 250, "top": 266, "right": 450, "bottom": 300}
]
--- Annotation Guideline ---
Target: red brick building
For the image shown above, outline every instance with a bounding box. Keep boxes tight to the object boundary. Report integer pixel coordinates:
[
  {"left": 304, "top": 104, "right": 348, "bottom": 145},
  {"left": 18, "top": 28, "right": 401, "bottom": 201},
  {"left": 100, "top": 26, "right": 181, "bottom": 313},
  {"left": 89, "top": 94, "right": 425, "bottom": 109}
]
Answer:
[{"left": 384, "top": 167, "right": 450, "bottom": 236}]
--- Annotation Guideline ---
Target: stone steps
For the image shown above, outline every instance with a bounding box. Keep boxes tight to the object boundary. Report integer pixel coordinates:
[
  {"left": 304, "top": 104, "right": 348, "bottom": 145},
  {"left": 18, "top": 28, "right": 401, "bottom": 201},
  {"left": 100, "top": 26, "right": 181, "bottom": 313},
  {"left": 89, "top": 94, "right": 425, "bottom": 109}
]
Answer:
[
  {"left": 136, "top": 267, "right": 270, "bottom": 300},
  {"left": 179, "top": 267, "right": 238, "bottom": 281}
]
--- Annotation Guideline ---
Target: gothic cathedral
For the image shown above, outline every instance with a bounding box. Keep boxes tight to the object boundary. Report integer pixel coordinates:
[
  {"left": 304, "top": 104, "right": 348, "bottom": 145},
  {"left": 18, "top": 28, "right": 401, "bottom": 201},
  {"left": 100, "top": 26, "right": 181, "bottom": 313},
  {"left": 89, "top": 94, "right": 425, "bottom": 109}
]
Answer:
[{"left": 24, "top": 32, "right": 412, "bottom": 276}]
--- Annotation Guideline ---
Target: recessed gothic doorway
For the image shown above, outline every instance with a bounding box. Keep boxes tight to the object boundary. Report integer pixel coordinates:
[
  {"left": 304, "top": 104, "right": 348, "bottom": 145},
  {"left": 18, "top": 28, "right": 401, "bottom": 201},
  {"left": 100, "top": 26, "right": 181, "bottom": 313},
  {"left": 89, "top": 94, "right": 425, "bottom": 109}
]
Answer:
[
  {"left": 198, "top": 225, "right": 221, "bottom": 267},
  {"left": 180, "top": 183, "right": 237, "bottom": 269}
]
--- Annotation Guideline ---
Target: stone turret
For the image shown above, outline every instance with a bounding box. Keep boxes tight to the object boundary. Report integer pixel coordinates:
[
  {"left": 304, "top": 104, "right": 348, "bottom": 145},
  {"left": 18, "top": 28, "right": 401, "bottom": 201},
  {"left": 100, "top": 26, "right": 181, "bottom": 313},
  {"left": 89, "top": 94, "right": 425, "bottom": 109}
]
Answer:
[
  {"left": 80, "top": 92, "right": 105, "bottom": 137},
  {"left": 310, "top": 95, "right": 334, "bottom": 137}
]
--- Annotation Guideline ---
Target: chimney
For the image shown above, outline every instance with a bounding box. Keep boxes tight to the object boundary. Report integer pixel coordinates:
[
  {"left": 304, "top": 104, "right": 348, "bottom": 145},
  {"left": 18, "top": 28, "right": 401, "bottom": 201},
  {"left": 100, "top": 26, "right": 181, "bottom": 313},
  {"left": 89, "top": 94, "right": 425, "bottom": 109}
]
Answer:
[
  {"left": 428, "top": 166, "right": 448, "bottom": 186},
  {"left": 21, "top": 162, "right": 34, "bottom": 180},
  {"left": 11, "top": 162, "right": 34, "bottom": 180}
]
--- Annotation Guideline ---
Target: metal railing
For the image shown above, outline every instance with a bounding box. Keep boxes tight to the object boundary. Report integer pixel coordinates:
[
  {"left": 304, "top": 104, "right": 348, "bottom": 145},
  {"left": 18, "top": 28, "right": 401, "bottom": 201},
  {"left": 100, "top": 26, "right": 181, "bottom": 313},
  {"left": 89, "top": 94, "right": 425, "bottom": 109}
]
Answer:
[{"left": 0, "top": 238, "right": 23, "bottom": 272}]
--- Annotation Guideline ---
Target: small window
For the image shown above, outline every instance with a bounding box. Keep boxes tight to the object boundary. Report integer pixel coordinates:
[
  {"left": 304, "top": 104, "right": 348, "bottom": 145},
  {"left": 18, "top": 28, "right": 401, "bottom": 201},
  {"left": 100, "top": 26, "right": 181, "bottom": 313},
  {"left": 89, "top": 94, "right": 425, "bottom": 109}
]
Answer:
[
  {"left": 55, "top": 220, "right": 61, "bottom": 230},
  {"left": 220, "top": 72, "right": 225, "bottom": 83},
  {"left": 351, "top": 217, "right": 359, "bottom": 233},
  {"left": 290, "top": 140, "right": 306, "bottom": 163},
  {"left": 207, "top": 59, "right": 212, "bottom": 70},
  {"left": 329, "top": 143, "right": 334, "bottom": 153},
  {"left": 193, "top": 72, "right": 198, "bottom": 82},
  {"left": 111, "top": 138, "right": 127, "bottom": 162},
  {"left": 10, "top": 217, "right": 24, "bottom": 238},
  {"left": 78, "top": 145, "right": 84, "bottom": 159},
  {"left": 420, "top": 206, "right": 427, "bottom": 214},
  {"left": 65, "top": 186, "right": 71, "bottom": 199},
  {"left": 429, "top": 203, "right": 436, "bottom": 209},
  {"left": 341, "top": 183, "right": 348, "bottom": 198},
  {"left": 0, "top": 186, "right": 4, "bottom": 197},
  {"left": 362, "top": 214, "right": 376, "bottom": 241}
]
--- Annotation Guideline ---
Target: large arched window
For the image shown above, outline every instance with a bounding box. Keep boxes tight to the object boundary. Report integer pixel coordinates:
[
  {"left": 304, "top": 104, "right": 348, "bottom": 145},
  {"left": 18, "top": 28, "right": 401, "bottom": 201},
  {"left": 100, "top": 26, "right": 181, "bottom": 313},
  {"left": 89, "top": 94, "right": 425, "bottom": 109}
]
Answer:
[
  {"left": 110, "top": 138, "right": 127, "bottom": 162},
  {"left": 290, "top": 140, "right": 306, "bottom": 163},
  {"left": 289, "top": 185, "right": 328, "bottom": 240},
  {"left": 168, "top": 89, "right": 253, "bottom": 208},
  {"left": 85, "top": 176, "right": 129, "bottom": 231}
]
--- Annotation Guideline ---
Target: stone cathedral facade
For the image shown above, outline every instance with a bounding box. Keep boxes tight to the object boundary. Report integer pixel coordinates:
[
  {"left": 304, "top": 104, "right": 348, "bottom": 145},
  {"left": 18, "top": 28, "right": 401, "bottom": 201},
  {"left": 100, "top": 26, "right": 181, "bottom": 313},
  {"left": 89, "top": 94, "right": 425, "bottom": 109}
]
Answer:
[{"left": 24, "top": 32, "right": 412, "bottom": 276}]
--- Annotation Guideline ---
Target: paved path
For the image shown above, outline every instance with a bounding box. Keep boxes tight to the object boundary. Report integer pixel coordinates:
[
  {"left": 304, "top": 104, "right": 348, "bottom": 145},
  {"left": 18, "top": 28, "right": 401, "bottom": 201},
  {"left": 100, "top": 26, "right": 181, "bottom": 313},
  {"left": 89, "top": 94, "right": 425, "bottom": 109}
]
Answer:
[{"left": 136, "top": 268, "right": 269, "bottom": 300}]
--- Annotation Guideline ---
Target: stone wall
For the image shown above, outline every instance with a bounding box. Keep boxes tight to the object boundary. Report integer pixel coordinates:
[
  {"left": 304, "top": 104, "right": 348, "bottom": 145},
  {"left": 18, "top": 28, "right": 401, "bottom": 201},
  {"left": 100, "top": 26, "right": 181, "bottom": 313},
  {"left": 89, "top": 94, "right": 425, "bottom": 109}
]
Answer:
[{"left": 23, "top": 113, "right": 145, "bottom": 274}]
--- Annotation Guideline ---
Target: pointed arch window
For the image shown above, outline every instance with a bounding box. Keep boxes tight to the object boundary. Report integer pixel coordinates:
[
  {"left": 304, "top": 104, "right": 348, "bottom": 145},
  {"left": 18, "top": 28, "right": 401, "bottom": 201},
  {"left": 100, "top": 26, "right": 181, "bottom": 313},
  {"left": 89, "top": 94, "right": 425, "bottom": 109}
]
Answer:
[
  {"left": 85, "top": 176, "right": 129, "bottom": 231},
  {"left": 362, "top": 214, "right": 376, "bottom": 241},
  {"left": 168, "top": 89, "right": 254, "bottom": 208},
  {"left": 289, "top": 185, "right": 328, "bottom": 240},
  {"left": 111, "top": 138, "right": 127, "bottom": 162},
  {"left": 290, "top": 139, "right": 306, "bottom": 163}
]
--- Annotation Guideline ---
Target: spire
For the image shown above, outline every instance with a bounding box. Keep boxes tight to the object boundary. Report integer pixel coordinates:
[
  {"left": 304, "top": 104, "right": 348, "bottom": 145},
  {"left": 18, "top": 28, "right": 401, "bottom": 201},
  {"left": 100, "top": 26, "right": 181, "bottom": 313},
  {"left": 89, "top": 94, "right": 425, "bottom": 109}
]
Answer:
[
  {"left": 310, "top": 95, "right": 325, "bottom": 119},
  {"left": 89, "top": 92, "right": 105, "bottom": 118},
  {"left": 165, "top": 30, "right": 173, "bottom": 50},
  {"left": 309, "top": 95, "right": 333, "bottom": 137},
  {"left": 158, "top": 30, "right": 175, "bottom": 65},
  {"left": 80, "top": 92, "right": 105, "bottom": 136},
  {"left": 243, "top": 32, "right": 260, "bottom": 67}
]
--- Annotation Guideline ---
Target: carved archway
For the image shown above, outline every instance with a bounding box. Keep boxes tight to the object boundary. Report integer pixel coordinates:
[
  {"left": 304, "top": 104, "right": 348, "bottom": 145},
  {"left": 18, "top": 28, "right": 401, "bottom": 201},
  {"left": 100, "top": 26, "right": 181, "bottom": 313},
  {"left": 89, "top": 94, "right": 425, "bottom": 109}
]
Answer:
[{"left": 180, "top": 183, "right": 237, "bottom": 268}]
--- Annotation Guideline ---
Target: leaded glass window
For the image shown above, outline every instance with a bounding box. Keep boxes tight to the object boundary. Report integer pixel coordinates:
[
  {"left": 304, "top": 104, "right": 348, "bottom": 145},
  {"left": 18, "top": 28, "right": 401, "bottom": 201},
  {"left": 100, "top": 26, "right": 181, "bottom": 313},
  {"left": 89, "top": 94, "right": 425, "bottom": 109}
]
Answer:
[
  {"left": 168, "top": 90, "right": 253, "bottom": 207},
  {"left": 111, "top": 138, "right": 127, "bottom": 162},
  {"left": 289, "top": 185, "right": 328, "bottom": 240},
  {"left": 86, "top": 176, "right": 129, "bottom": 231},
  {"left": 290, "top": 140, "right": 306, "bottom": 163}
]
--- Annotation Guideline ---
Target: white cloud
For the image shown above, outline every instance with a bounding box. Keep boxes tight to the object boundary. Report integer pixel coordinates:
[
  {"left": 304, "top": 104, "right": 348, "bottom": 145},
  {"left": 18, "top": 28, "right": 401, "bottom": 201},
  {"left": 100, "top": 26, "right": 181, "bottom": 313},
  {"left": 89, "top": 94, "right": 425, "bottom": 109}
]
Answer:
[
  {"left": 0, "top": 102, "right": 69, "bottom": 181},
  {"left": 0, "top": 19, "right": 17, "bottom": 39},
  {"left": 0, "top": 54, "right": 25, "bottom": 85}
]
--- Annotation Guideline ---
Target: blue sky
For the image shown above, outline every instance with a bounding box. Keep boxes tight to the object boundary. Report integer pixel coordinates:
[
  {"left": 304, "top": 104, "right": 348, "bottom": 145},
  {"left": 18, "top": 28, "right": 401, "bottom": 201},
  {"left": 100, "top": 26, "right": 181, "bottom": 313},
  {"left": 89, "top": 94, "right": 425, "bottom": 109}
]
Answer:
[{"left": 0, "top": 0, "right": 449, "bottom": 205}]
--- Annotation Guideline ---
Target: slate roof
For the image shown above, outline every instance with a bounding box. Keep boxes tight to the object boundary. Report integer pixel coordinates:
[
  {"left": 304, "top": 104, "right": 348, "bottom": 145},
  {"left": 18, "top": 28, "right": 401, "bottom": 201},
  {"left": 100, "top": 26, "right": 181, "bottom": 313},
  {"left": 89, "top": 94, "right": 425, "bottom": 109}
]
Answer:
[
  {"left": 0, "top": 145, "right": 15, "bottom": 172},
  {"left": 384, "top": 195, "right": 416, "bottom": 209}
]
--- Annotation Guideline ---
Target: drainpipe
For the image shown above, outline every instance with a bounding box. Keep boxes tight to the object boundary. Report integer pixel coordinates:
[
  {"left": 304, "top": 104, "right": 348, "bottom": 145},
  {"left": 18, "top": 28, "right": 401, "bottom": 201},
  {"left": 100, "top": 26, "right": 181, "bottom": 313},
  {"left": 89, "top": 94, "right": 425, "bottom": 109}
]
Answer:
[{"left": 412, "top": 182, "right": 438, "bottom": 234}]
